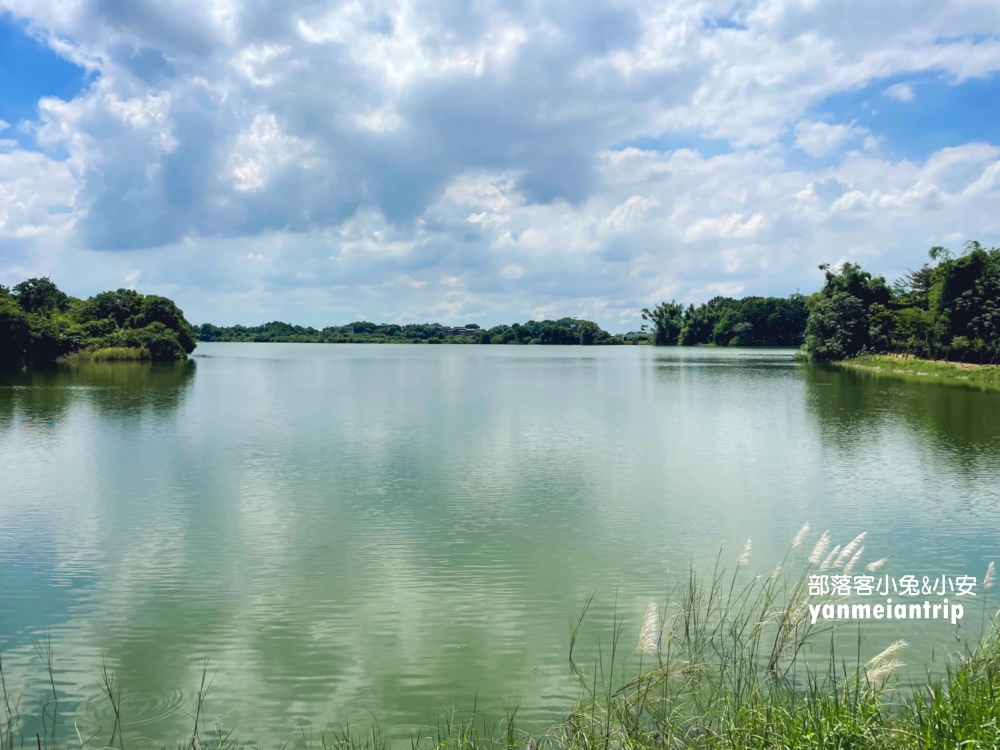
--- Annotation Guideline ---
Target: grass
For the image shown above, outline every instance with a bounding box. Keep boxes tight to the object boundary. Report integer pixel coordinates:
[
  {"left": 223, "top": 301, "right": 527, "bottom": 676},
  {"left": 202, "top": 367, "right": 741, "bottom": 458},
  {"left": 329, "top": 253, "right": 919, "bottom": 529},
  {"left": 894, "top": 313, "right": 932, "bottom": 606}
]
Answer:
[
  {"left": 3, "top": 529, "right": 999, "bottom": 750},
  {"left": 61, "top": 347, "right": 152, "bottom": 363},
  {"left": 835, "top": 353, "right": 1000, "bottom": 389}
]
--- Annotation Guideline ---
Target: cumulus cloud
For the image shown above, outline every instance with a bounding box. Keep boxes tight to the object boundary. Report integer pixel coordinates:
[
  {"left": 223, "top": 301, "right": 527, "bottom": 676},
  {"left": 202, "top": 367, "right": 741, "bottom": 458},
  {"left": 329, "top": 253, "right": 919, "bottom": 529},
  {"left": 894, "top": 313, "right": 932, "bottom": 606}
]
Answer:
[
  {"left": 794, "top": 120, "right": 871, "bottom": 157},
  {"left": 0, "top": 0, "right": 998, "bottom": 328},
  {"left": 883, "top": 82, "right": 916, "bottom": 102}
]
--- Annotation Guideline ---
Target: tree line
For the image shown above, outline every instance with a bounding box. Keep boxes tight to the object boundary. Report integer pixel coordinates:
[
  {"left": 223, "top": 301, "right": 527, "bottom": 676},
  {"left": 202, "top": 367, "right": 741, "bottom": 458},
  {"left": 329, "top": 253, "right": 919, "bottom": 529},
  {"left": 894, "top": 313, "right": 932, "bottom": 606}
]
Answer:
[
  {"left": 640, "top": 241, "right": 1000, "bottom": 364},
  {"left": 197, "top": 317, "right": 627, "bottom": 345},
  {"left": 641, "top": 295, "right": 809, "bottom": 347},
  {"left": 0, "top": 278, "right": 196, "bottom": 365},
  {"left": 5, "top": 241, "right": 997, "bottom": 366}
]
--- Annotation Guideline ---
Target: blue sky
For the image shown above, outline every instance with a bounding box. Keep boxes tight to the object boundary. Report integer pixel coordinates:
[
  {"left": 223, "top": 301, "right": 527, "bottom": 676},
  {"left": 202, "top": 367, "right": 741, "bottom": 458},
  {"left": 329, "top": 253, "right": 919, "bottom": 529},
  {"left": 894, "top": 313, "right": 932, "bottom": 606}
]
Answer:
[
  {"left": 816, "top": 74, "right": 1000, "bottom": 162},
  {"left": 0, "top": 16, "right": 84, "bottom": 120},
  {"left": 1, "top": 1, "right": 999, "bottom": 329}
]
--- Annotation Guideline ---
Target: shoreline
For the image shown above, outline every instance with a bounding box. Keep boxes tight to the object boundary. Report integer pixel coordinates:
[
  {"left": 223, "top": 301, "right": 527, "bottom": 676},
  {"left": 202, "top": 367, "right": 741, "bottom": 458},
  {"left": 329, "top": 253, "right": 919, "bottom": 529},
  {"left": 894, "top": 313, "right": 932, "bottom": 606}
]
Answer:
[{"left": 835, "top": 353, "right": 1000, "bottom": 389}]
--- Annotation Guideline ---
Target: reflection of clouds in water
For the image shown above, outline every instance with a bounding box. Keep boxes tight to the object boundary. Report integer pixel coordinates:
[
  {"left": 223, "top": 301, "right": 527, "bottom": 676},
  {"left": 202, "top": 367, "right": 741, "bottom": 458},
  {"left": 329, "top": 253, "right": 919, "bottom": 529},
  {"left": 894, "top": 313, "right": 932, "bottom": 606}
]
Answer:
[{"left": 3, "top": 346, "right": 1000, "bottom": 745}]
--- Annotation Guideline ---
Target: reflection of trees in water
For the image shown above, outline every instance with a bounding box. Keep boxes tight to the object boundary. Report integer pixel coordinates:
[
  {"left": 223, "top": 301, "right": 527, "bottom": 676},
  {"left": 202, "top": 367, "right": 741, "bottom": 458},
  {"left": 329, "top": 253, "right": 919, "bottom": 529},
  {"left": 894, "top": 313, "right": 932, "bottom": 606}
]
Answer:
[
  {"left": 803, "top": 364, "right": 1000, "bottom": 464},
  {"left": 0, "top": 360, "right": 196, "bottom": 429}
]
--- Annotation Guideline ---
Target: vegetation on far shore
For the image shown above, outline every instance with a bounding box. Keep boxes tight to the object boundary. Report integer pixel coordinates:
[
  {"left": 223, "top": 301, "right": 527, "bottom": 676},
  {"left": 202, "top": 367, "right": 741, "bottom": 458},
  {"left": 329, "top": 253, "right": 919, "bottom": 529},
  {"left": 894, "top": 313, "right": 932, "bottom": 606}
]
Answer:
[
  {"left": 199, "top": 241, "right": 1000, "bottom": 371},
  {"left": 4, "top": 240, "right": 998, "bottom": 368},
  {"left": 196, "top": 318, "right": 631, "bottom": 346},
  {"left": 0, "top": 279, "right": 196, "bottom": 366},
  {"left": 642, "top": 241, "right": 1000, "bottom": 365},
  {"left": 641, "top": 295, "right": 809, "bottom": 347},
  {"left": 4, "top": 527, "right": 999, "bottom": 750}
]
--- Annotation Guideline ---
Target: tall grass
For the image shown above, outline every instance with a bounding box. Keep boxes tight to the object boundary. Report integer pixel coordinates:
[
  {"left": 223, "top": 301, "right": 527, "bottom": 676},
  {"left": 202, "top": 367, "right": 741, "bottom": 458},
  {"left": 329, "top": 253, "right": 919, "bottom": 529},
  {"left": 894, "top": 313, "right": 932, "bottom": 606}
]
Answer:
[
  {"left": 3, "top": 530, "right": 998, "bottom": 750},
  {"left": 62, "top": 347, "right": 152, "bottom": 363}
]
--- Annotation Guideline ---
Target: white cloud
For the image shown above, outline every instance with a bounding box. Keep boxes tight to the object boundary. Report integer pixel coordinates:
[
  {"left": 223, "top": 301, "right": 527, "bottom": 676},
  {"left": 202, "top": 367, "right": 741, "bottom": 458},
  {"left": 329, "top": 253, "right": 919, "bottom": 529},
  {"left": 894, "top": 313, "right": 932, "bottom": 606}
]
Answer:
[
  {"left": 794, "top": 120, "right": 870, "bottom": 157},
  {"left": 0, "top": 0, "right": 998, "bottom": 327},
  {"left": 883, "top": 82, "right": 916, "bottom": 101},
  {"left": 229, "top": 113, "right": 313, "bottom": 192}
]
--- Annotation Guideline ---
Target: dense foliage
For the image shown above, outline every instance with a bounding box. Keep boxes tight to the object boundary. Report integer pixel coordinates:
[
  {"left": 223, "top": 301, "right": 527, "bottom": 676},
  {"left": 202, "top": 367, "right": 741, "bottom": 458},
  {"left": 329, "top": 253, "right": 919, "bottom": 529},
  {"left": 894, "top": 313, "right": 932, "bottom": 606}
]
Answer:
[
  {"left": 641, "top": 295, "right": 809, "bottom": 347},
  {"left": 0, "top": 278, "right": 196, "bottom": 366},
  {"left": 804, "top": 241, "right": 1000, "bottom": 363},
  {"left": 197, "top": 317, "right": 625, "bottom": 345},
  {"left": 640, "top": 242, "right": 1000, "bottom": 363}
]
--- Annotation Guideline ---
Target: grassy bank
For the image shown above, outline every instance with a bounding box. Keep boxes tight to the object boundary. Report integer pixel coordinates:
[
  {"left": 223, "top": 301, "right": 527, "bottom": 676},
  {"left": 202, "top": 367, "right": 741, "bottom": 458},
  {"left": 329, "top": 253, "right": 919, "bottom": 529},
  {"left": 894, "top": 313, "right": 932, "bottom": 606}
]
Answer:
[
  {"left": 835, "top": 353, "right": 1000, "bottom": 389},
  {"left": 61, "top": 346, "right": 153, "bottom": 362},
  {"left": 4, "top": 531, "right": 998, "bottom": 750}
]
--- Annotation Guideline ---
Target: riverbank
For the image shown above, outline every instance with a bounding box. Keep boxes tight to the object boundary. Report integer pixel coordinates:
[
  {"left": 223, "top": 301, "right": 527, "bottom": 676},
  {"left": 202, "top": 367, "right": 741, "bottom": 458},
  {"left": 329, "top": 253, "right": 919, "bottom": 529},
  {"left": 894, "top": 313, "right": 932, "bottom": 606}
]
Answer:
[{"left": 835, "top": 353, "right": 1000, "bottom": 389}]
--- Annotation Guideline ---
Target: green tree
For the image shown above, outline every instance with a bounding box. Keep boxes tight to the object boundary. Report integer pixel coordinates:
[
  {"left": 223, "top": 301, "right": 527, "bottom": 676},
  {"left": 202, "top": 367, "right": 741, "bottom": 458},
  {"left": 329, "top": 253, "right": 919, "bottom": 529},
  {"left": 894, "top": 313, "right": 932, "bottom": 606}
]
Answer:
[
  {"left": 803, "top": 291, "right": 867, "bottom": 362},
  {"left": 641, "top": 301, "right": 684, "bottom": 345},
  {"left": 12, "top": 277, "right": 70, "bottom": 315},
  {"left": 0, "top": 294, "right": 31, "bottom": 365}
]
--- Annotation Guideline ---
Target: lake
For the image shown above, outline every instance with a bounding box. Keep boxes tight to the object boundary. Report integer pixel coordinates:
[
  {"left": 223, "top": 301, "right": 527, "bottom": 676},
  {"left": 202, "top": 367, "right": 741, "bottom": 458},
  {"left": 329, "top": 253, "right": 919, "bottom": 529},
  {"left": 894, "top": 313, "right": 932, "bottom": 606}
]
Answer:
[{"left": 2, "top": 344, "right": 999, "bottom": 745}]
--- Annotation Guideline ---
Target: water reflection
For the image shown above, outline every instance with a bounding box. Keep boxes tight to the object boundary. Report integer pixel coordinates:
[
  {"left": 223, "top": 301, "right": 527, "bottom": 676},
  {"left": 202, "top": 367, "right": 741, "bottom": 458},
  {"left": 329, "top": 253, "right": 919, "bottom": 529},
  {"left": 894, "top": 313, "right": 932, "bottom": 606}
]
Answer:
[
  {"left": 1, "top": 346, "right": 999, "bottom": 747},
  {"left": 804, "top": 364, "right": 1000, "bottom": 469},
  {"left": 0, "top": 360, "right": 196, "bottom": 428}
]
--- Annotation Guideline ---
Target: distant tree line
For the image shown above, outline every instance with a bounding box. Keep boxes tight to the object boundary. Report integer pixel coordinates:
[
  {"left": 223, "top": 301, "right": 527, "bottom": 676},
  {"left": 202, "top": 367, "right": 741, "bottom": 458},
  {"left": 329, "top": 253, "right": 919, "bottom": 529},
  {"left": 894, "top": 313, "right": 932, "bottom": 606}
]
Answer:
[
  {"left": 197, "top": 318, "right": 627, "bottom": 345},
  {"left": 1, "top": 278, "right": 196, "bottom": 365},
  {"left": 7, "top": 241, "right": 996, "bottom": 366},
  {"left": 640, "top": 241, "right": 1000, "bottom": 364}
]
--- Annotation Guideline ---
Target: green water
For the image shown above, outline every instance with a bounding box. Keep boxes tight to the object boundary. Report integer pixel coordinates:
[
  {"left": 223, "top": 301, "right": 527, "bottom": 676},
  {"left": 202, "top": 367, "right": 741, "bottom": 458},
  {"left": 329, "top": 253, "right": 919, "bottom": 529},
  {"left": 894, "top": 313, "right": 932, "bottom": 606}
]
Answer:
[{"left": 1, "top": 344, "right": 999, "bottom": 744}]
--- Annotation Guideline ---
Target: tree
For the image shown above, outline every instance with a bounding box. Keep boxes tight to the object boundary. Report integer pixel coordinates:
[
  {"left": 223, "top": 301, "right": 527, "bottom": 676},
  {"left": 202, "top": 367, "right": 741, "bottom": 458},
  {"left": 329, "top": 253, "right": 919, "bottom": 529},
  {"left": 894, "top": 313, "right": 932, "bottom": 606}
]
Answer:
[
  {"left": 641, "top": 301, "right": 684, "bottom": 345},
  {"left": 77, "top": 289, "right": 144, "bottom": 327},
  {"left": 127, "top": 296, "right": 197, "bottom": 353},
  {"left": 578, "top": 320, "right": 601, "bottom": 345},
  {"left": 0, "top": 295, "right": 31, "bottom": 365},
  {"left": 12, "top": 277, "right": 70, "bottom": 315},
  {"left": 803, "top": 292, "right": 867, "bottom": 362}
]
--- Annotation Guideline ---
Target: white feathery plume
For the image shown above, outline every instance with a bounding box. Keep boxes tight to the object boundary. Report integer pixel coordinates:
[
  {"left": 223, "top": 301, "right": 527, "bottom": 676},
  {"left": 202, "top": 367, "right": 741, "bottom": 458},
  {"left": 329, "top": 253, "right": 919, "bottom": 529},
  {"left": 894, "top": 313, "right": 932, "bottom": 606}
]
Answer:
[
  {"left": 768, "top": 563, "right": 782, "bottom": 581},
  {"left": 790, "top": 523, "right": 810, "bottom": 549},
  {"left": 867, "top": 641, "right": 908, "bottom": 687},
  {"left": 785, "top": 602, "right": 808, "bottom": 629},
  {"left": 985, "top": 561, "right": 995, "bottom": 591},
  {"left": 820, "top": 545, "right": 841, "bottom": 572},
  {"left": 866, "top": 556, "right": 890, "bottom": 573},
  {"left": 835, "top": 532, "right": 867, "bottom": 568},
  {"left": 843, "top": 547, "right": 864, "bottom": 575},
  {"left": 808, "top": 532, "right": 831, "bottom": 565},
  {"left": 638, "top": 601, "right": 659, "bottom": 655},
  {"left": 868, "top": 640, "right": 908, "bottom": 666},
  {"left": 738, "top": 537, "right": 752, "bottom": 566},
  {"left": 868, "top": 659, "right": 905, "bottom": 686}
]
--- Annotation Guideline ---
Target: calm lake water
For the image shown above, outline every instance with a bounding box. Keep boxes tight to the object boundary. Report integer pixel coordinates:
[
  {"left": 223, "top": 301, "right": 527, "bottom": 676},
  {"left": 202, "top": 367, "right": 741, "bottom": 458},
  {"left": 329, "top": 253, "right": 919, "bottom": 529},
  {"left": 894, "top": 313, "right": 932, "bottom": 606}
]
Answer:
[{"left": 2, "top": 344, "right": 999, "bottom": 745}]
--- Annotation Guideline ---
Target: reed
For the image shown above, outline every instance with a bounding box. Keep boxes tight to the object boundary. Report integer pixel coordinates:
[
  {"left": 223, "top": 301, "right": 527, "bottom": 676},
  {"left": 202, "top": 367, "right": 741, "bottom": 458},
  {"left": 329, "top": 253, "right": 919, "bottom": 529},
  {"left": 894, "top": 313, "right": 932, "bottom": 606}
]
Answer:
[{"left": 62, "top": 347, "right": 152, "bottom": 362}]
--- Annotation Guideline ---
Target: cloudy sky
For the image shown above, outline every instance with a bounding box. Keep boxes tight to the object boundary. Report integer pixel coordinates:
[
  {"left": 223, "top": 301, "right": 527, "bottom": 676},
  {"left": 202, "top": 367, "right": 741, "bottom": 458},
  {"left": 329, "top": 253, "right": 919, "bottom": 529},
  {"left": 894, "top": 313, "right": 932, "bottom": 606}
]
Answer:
[{"left": 1, "top": 0, "right": 999, "bottom": 329}]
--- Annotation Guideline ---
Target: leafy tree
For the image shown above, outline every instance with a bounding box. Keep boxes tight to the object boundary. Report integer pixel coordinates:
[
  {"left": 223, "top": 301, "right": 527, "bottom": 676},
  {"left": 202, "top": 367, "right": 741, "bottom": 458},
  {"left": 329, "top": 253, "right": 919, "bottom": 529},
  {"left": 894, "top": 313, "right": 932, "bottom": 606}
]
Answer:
[
  {"left": 803, "top": 292, "right": 867, "bottom": 362},
  {"left": 76, "top": 289, "right": 144, "bottom": 327},
  {"left": 12, "top": 277, "right": 69, "bottom": 315},
  {"left": 128, "top": 296, "right": 197, "bottom": 353},
  {"left": 641, "top": 301, "right": 684, "bottom": 345},
  {"left": 578, "top": 320, "right": 602, "bottom": 345},
  {"left": 802, "top": 243, "right": 1000, "bottom": 363},
  {"left": 0, "top": 294, "right": 31, "bottom": 365}
]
